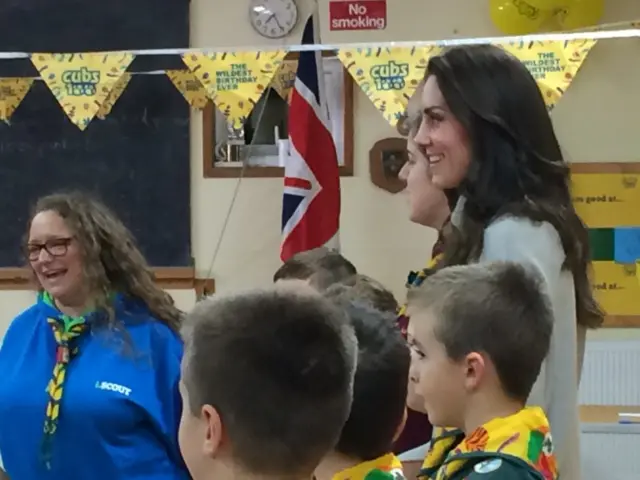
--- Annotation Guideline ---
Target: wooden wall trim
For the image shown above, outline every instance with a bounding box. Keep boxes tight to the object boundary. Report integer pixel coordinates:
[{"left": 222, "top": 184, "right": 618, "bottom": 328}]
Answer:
[
  {"left": 603, "top": 316, "right": 640, "bottom": 328},
  {"left": 0, "top": 267, "right": 200, "bottom": 290},
  {"left": 570, "top": 162, "right": 640, "bottom": 174}
]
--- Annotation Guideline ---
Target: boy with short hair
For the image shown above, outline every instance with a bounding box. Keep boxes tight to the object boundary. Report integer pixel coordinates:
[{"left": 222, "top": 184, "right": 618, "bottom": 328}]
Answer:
[
  {"left": 178, "top": 284, "right": 358, "bottom": 480},
  {"left": 273, "top": 247, "right": 357, "bottom": 291},
  {"left": 406, "top": 262, "right": 557, "bottom": 480},
  {"left": 315, "top": 300, "right": 410, "bottom": 480},
  {"left": 324, "top": 274, "right": 399, "bottom": 315}
]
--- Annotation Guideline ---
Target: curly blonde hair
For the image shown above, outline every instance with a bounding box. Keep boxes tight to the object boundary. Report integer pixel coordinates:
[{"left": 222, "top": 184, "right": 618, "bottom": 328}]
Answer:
[{"left": 28, "top": 191, "right": 183, "bottom": 332}]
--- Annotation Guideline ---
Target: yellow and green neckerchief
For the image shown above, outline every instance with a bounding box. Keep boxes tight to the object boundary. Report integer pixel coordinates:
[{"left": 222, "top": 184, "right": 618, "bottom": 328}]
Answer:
[
  {"left": 420, "top": 408, "right": 558, "bottom": 480},
  {"left": 332, "top": 452, "right": 405, "bottom": 480},
  {"left": 40, "top": 291, "right": 89, "bottom": 469}
]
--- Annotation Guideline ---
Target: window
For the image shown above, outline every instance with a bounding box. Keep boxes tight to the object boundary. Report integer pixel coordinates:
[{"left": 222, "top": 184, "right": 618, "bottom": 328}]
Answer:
[{"left": 202, "top": 54, "right": 354, "bottom": 178}]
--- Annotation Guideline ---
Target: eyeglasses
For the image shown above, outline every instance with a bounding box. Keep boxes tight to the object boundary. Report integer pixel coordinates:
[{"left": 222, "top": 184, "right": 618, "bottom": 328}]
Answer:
[{"left": 25, "top": 237, "right": 73, "bottom": 261}]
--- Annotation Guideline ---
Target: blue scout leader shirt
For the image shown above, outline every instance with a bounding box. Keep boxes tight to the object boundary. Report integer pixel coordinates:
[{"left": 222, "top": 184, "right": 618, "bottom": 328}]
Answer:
[{"left": 0, "top": 293, "right": 191, "bottom": 480}]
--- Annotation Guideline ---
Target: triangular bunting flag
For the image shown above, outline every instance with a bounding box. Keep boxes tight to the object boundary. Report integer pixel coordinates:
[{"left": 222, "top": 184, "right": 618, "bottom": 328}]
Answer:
[
  {"left": 499, "top": 40, "right": 597, "bottom": 110},
  {"left": 182, "top": 51, "right": 287, "bottom": 130},
  {"left": 337, "top": 46, "right": 441, "bottom": 127},
  {"left": 269, "top": 60, "right": 298, "bottom": 104},
  {"left": 31, "top": 52, "right": 135, "bottom": 130},
  {"left": 0, "top": 78, "right": 34, "bottom": 122},
  {"left": 96, "top": 72, "right": 132, "bottom": 119},
  {"left": 166, "top": 70, "right": 209, "bottom": 110}
]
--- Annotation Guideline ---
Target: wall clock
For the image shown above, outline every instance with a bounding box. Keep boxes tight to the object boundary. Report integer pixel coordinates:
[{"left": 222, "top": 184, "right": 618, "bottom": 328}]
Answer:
[{"left": 249, "top": 0, "right": 298, "bottom": 39}]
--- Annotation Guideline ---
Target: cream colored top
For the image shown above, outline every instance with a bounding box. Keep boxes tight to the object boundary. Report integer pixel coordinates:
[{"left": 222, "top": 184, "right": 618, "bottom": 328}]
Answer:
[{"left": 453, "top": 200, "right": 584, "bottom": 480}]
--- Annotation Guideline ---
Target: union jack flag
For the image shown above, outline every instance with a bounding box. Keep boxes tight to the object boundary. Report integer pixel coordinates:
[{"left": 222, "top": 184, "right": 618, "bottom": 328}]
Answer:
[{"left": 280, "top": 15, "right": 340, "bottom": 262}]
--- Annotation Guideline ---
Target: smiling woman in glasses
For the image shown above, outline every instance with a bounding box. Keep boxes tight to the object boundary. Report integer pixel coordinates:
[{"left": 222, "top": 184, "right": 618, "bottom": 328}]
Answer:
[{"left": 0, "top": 191, "right": 189, "bottom": 480}]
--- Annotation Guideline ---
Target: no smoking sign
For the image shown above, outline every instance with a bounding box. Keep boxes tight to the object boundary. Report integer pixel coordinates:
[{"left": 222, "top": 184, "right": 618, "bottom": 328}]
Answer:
[{"left": 329, "top": 0, "right": 387, "bottom": 31}]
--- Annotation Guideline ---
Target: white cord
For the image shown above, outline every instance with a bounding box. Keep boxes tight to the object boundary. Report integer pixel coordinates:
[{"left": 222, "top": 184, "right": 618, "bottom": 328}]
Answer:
[{"left": 1, "top": 27, "right": 639, "bottom": 60}]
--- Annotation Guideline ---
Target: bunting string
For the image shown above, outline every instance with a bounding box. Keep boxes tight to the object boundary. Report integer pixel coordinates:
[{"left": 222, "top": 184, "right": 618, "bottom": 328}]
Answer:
[
  {"left": 0, "top": 25, "right": 635, "bottom": 127},
  {"left": 0, "top": 26, "right": 637, "bottom": 59}
]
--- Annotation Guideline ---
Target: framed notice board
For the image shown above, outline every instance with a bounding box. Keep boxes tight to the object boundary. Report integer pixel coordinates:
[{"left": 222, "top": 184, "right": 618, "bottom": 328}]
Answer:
[
  {"left": 0, "top": 0, "right": 194, "bottom": 289},
  {"left": 571, "top": 162, "right": 640, "bottom": 328}
]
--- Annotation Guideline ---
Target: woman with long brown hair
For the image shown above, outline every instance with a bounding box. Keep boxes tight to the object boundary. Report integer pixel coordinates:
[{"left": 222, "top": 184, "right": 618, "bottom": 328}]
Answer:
[
  {"left": 0, "top": 192, "right": 189, "bottom": 479},
  {"left": 412, "top": 44, "right": 603, "bottom": 480}
]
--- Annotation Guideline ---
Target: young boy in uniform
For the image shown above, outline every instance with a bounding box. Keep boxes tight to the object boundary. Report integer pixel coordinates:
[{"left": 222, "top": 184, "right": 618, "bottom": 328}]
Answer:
[
  {"left": 178, "top": 284, "right": 358, "bottom": 480},
  {"left": 274, "top": 247, "right": 357, "bottom": 291},
  {"left": 315, "top": 300, "right": 410, "bottom": 480},
  {"left": 325, "top": 274, "right": 399, "bottom": 315},
  {"left": 406, "top": 262, "right": 558, "bottom": 480}
]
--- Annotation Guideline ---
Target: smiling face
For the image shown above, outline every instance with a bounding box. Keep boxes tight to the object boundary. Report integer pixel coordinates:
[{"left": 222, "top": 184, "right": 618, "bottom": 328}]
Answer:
[
  {"left": 27, "top": 210, "right": 86, "bottom": 307},
  {"left": 399, "top": 137, "right": 450, "bottom": 228},
  {"left": 413, "top": 75, "right": 471, "bottom": 190}
]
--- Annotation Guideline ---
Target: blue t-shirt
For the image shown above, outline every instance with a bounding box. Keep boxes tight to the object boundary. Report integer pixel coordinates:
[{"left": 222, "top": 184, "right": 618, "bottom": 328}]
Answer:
[{"left": 0, "top": 294, "right": 191, "bottom": 480}]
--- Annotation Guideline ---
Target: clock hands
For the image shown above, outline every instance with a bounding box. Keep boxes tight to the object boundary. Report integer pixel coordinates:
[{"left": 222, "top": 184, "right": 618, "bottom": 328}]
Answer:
[{"left": 265, "top": 12, "right": 285, "bottom": 32}]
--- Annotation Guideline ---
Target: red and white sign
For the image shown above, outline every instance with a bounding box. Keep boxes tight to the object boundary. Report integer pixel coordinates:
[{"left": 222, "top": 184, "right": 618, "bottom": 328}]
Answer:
[{"left": 329, "top": 0, "right": 387, "bottom": 31}]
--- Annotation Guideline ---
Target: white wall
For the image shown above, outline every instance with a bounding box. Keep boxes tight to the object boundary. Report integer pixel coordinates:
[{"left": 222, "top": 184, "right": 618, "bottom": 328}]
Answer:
[{"left": 1, "top": 0, "right": 640, "bottom": 343}]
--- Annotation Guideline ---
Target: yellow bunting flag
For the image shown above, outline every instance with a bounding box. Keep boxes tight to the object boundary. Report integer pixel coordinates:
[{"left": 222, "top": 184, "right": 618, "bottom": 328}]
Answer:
[
  {"left": 182, "top": 51, "right": 287, "bottom": 129},
  {"left": 337, "top": 46, "right": 441, "bottom": 127},
  {"left": 270, "top": 60, "right": 298, "bottom": 104},
  {"left": 166, "top": 70, "right": 209, "bottom": 110},
  {"left": 0, "top": 78, "right": 34, "bottom": 122},
  {"left": 30, "top": 52, "right": 134, "bottom": 130},
  {"left": 499, "top": 40, "right": 597, "bottom": 109},
  {"left": 96, "top": 73, "right": 132, "bottom": 120}
]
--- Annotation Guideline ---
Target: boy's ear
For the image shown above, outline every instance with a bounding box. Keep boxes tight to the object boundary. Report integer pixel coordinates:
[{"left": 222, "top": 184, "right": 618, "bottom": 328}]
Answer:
[
  {"left": 393, "top": 407, "right": 409, "bottom": 442},
  {"left": 463, "top": 352, "right": 486, "bottom": 392},
  {"left": 202, "top": 404, "right": 224, "bottom": 458}
]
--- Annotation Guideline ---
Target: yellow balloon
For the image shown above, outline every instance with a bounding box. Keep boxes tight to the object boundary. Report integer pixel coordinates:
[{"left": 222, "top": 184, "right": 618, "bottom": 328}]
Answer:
[
  {"left": 489, "top": 0, "right": 548, "bottom": 35},
  {"left": 527, "top": 0, "right": 562, "bottom": 9},
  {"left": 557, "top": 0, "right": 604, "bottom": 29}
]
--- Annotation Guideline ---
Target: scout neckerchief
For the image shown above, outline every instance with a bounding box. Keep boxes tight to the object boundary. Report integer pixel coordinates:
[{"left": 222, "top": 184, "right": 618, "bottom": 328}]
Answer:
[
  {"left": 396, "top": 221, "right": 447, "bottom": 331},
  {"left": 418, "top": 427, "right": 465, "bottom": 479},
  {"left": 41, "top": 291, "right": 90, "bottom": 469},
  {"left": 332, "top": 453, "right": 405, "bottom": 480},
  {"left": 422, "top": 407, "right": 558, "bottom": 480},
  {"left": 396, "top": 253, "right": 441, "bottom": 336}
]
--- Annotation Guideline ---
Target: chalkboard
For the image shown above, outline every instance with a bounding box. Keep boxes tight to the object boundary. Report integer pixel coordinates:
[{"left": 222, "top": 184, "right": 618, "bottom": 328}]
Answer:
[
  {"left": 0, "top": 0, "right": 189, "bottom": 75},
  {"left": 0, "top": 74, "right": 192, "bottom": 268},
  {"left": 0, "top": 0, "right": 192, "bottom": 268}
]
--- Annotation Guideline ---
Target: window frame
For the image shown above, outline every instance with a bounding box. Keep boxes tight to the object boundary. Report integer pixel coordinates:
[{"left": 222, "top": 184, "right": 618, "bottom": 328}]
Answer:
[{"left": 201, "top": 51, "right": 354, "bottom": 178}]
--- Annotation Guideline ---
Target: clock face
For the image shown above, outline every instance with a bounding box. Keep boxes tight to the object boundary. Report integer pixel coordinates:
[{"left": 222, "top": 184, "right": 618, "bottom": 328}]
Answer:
[{"left": 249, "top": 0, "right": 298, "bottom": 39}]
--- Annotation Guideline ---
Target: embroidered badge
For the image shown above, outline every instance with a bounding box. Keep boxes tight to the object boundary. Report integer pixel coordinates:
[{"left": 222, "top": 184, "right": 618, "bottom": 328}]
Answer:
[{"left": 473, "top": 459, "right": 503, "bottom": 474}]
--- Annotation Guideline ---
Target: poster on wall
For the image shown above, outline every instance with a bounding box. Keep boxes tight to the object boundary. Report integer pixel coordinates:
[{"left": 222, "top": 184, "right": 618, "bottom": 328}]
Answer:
[
  {"left": 571, "top": 168, "right": 640, "bottom": 318},
  {"left": 329, "top": 0, "right": 387, "bottom": 31},
  {"left": 572, "top": 173, "right": 640, "bottom": 227}
]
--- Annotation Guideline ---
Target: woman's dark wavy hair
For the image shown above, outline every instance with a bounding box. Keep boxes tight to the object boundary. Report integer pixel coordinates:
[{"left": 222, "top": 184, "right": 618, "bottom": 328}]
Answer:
[
  {"left": 26, "top": 191, "right": 183, "bottom": 332},
  {"left": 426, "top": 44, "right": 603, "bottom": 329}
]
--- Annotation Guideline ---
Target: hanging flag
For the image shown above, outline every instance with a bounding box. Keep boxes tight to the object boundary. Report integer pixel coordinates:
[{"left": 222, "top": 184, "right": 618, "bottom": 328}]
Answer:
[
  {"left": 499, "top": 39, "right": 597, "bottom": 109},
  {"left": 280, "top": 15, "right": 341, "bottom": 262},
  {"left": 270, "top": 60, "right": 298, "bottom": 104},
  {"left": 96, "top": 73, "right": 132, "bottom": 119},
  {"left": 166, "top": 70, "right": 209, "bottom": 110},
  {"left": 0, "top": 78, "right": 34, "bottom": 122},
  {"left": 337, "top": 46, "right": 440, "bottom": 127},
  {"left": 31, "top": 52, "right": 134, "bottom": 130},
  {"left": 182, "top": 50, "right": 286, "bottom": 129}
]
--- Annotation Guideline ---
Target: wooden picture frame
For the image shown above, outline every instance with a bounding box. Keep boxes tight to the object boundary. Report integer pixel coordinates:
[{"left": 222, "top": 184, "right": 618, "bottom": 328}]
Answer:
[
  {"left": 570, "top": 162, "right": 640, "bottom": 328},
  {"left": 202, "top": 51, "right": 354, "bottom": 178}
]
